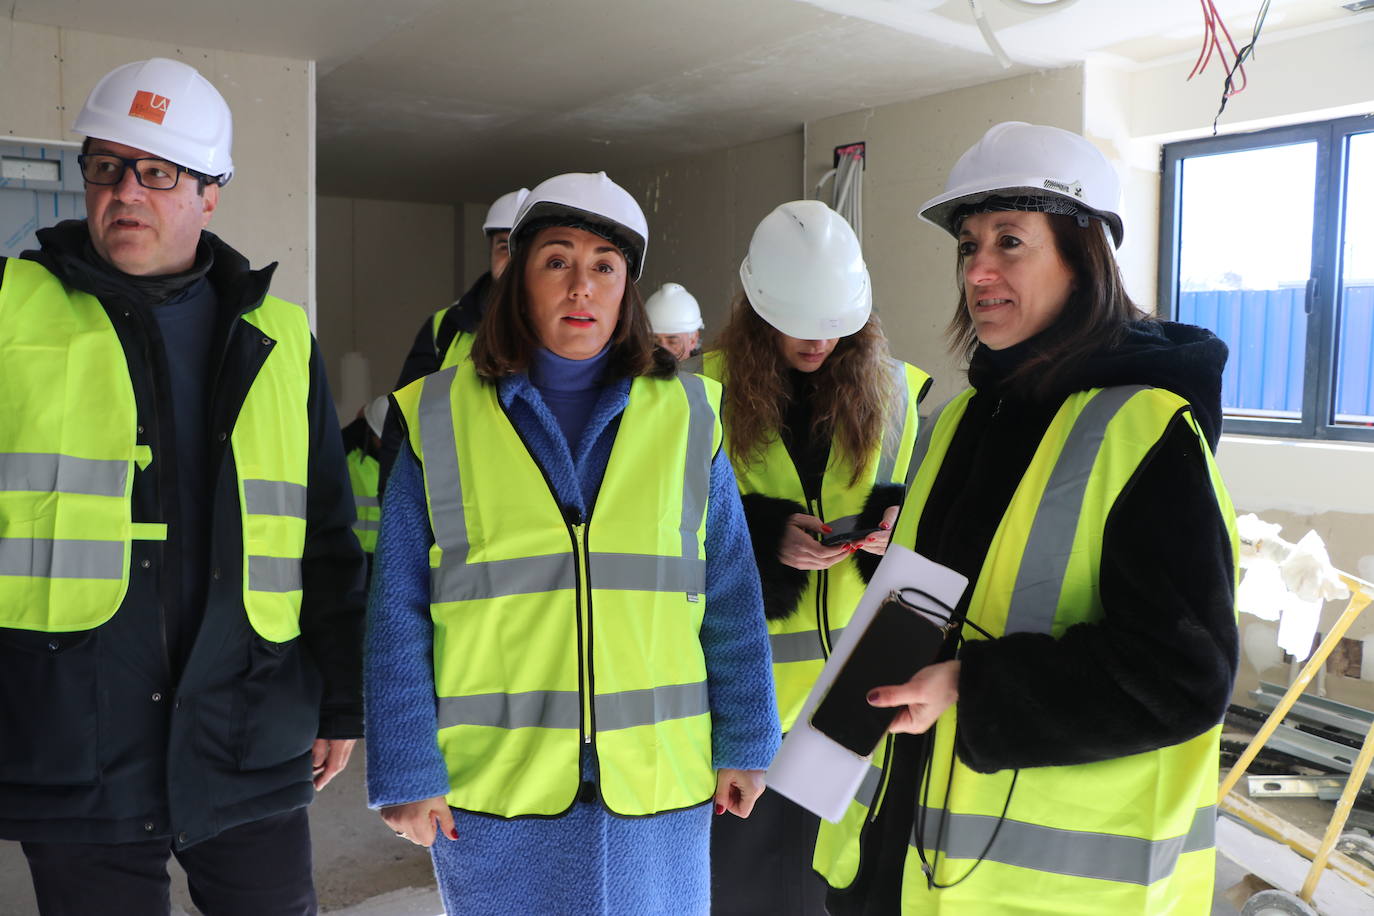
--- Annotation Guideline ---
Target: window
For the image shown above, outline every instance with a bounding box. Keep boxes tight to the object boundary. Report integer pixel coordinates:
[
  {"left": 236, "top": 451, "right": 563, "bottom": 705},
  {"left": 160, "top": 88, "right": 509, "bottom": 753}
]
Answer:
[{"left": 1160, "top": 114, "right": 1374, "bottom": 442}]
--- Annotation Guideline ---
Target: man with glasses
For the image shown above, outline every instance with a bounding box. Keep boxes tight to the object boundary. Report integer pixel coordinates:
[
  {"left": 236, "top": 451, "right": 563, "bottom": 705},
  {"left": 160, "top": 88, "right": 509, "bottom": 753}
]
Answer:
[{"left": 0, "top": 58, "right": 364, "bottom": 915}]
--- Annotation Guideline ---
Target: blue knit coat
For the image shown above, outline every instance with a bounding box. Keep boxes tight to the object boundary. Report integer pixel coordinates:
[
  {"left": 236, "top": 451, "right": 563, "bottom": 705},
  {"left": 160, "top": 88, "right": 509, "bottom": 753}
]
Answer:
[{"left": 365, "top": 367, "right": 781, "bottom": 915}]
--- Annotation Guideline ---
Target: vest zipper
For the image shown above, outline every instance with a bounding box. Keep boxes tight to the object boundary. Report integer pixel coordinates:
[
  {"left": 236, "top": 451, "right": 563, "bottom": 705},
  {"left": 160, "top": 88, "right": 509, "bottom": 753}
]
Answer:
[{"left": 572, "top": 520, "right": 594, "bottom": 744}]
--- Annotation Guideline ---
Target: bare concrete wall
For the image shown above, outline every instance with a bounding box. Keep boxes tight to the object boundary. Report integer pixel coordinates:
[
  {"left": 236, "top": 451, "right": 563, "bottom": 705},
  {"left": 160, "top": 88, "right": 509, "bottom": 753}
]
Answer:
[
  {"left": 0, "top": 19, "right": 315, "bottom": 313},
  {"left": 616, "top": 131, "right": 804, "bottom": 338},
  {"left": 803, "top": 67, "right": 1086, "bottom": 405},
  {"left": 316, "top": 196, "right": 458, "bottom": 420}
]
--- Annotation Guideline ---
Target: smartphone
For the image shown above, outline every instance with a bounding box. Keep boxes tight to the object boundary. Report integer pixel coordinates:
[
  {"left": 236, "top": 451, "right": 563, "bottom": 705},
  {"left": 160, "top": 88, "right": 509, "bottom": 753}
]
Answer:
[
  {"left": 809, "top": 593, "right": 949, "bottom": 757},
  {"left": 819, "top": 526, "right": 884, "bottom": 548}
]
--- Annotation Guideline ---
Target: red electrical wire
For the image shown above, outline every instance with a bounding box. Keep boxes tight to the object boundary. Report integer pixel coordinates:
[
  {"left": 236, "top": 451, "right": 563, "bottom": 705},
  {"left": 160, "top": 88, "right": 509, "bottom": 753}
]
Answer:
[{"left": 1187, "top": 0, "right": 1248, "bottom": 96}]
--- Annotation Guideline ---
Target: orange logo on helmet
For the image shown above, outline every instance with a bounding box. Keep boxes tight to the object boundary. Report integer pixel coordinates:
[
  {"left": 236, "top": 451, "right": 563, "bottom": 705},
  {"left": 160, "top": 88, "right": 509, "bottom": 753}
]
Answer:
[{"left": 129, "top": 90, "right": 171, "bottom": 125}]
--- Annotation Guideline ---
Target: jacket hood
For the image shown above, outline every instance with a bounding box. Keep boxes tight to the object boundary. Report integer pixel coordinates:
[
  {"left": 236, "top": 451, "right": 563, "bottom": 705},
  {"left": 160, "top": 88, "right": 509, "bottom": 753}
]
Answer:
[
  {"left": 971, "top": 319, "right": 1228, "bottom": 449},
  {"left": 24, "top": 219, "right": 275, "bottom": 315},
  {"left": 1067, "top": 320, "right": 1227, "bottom": 448}
]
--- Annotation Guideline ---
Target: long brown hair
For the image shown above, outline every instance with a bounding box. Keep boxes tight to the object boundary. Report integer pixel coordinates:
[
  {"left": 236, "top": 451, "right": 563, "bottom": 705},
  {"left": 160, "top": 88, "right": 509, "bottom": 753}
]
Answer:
[
  {"left": 470, "top": 230, "right": 675, "bottom": 381},
  {"left": 947, "top": 213, "right": 1148, "bottom": 398},
  {"left": 714, "top": 294, "right": 894, "bottom": 485}
]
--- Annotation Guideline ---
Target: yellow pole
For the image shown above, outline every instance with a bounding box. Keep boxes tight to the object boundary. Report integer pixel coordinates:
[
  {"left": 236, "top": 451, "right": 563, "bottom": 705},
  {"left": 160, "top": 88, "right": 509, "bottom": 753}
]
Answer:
[
  {"left": 1299, "top": 713, "right": 1374, "bottom": 903},
  {"left": 1218, "top": 582, "right": 1373, "bottom": 803}
]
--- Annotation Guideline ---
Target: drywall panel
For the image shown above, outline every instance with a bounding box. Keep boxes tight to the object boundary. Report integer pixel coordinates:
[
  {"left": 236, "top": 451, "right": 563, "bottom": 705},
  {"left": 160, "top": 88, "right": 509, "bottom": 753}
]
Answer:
[
  {"left": 316, "top": 195, "right": 355, "bottom": 410},
  {"left": 316, "top": 196, "right": 456, "bottom": 419},
  {"left": 0, "top": 21, "right": 63, "bottom": 141},
  {"left": 460, "top": 201, "right": 488, "bottom": 292},
  {"left": 805, "top": 67, "right": 1086, "bottom": 406},
  {"left": 0, "top": 22, "right": 313, "bottom": 310},
  {"left": 617, "top": 131, "right": 804, "bottom": 339}
]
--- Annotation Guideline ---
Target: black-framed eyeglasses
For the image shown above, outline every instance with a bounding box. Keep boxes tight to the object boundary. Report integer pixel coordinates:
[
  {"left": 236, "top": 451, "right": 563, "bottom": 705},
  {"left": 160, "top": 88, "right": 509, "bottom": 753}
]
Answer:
[{"left": 77, "top": 153, "right": 207, "bottom": 190}]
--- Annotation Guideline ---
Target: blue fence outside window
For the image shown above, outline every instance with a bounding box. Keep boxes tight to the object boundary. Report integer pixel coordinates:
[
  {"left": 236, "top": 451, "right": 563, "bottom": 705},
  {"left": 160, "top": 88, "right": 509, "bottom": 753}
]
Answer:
[{"left": 1177, "top": 285, "right": 1374, "bottom": 423}]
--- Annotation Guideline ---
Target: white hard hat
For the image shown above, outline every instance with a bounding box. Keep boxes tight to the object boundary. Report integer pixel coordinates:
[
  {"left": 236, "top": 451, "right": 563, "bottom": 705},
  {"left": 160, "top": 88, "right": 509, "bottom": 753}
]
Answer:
[
  {"left": 483, "top": 188, "right": 530, "bottom": 233},
  {"left": 645, "top": 283, "right": 703, "bottom": 335},
  {"left": 918, "top": 121, "right": 1123, "bottom": 247},
  {"left": 73, "top": 57, "right": 234, "bottom": 185},
  {"left": 739, "top": 200, "right": 872, "bottom": 340},
  {"left": 363, "top": 395, "right": 389, "bottom": 439},
  {"left": 510, "top": 172, "right": 648, "bottom": 280}
]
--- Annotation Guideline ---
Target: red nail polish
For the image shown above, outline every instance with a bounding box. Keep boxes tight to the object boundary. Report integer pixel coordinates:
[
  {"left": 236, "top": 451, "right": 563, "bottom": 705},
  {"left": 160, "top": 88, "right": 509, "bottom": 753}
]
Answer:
[
  {"left": 715, "top": 803, "right": 725, "bottom": 815},
  {"left": 821, "top": 525, "right": 833, "bottom": 533},
  {"left": 867, "top": 690, "right": 881, "bottom": 703},
  {"left": 880, "top": 522, "right": 891, "bottom": 530},
  {"left": 449, "top": 827, "right": 459, "bottom": 840},
  {"left": 866, "top": 536, "right": 876, "bottom": 541}
]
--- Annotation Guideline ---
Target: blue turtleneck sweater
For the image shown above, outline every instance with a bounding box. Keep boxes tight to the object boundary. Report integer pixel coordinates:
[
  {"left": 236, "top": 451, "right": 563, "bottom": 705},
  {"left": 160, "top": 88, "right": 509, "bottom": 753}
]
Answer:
[{"left": 528, "top": 344, "right": 610, "bottom": 451}]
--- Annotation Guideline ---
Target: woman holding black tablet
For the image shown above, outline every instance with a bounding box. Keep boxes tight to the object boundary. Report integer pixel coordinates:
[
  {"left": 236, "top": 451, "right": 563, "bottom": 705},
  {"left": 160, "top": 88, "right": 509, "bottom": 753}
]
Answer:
[{"left": 817, "top": 122, "right": 1239, "bottom": 915}]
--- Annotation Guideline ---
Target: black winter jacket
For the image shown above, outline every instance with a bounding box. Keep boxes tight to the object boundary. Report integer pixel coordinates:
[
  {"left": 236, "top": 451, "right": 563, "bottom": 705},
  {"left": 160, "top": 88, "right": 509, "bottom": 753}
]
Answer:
[
  {"left": 828, "top": 320, "right": 1238, "bottom": 915},
  {"left": 0, "top": 222, "right": 365, "bottom": 848}
]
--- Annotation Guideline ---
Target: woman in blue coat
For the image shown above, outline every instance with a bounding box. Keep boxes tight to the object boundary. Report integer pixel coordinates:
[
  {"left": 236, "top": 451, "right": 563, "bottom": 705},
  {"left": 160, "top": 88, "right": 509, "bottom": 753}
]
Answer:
[{"left": 364, "top": 171, "right": 780, "bottom": 914}]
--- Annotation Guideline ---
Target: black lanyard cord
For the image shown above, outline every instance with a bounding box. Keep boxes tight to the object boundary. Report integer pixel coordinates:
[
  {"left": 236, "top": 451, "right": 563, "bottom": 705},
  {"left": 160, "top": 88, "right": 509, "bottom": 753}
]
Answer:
[{"left": 911, "top": 628, "right": 1018, "bottom": 890}]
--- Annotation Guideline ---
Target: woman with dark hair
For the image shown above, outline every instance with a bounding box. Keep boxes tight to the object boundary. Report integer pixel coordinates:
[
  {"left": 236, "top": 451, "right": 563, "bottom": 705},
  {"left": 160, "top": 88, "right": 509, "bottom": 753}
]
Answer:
[
  {"left": 816, "top": 122, "right": 1239, "bottom": 915},
  {"left": 705, "top": 200, "right": 931, "bottom": 915},
  {"left": 364, "top": 172, "right": 780, "bottom": 914}
]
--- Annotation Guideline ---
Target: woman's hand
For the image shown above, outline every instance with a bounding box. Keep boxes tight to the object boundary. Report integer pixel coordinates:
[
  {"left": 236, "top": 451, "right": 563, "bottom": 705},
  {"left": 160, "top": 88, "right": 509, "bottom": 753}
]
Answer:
[
  {"left": 778, "top": 514, "right": 852, "bottom": 570},
  {"left": 856, "top": 506, "right": 900, "bottom": 556},
  {"left": 380, "top": 796, "right": 459, "bottom": 847},
  {"left": 310, "top": 738, "right": 356, "bottom": 790},
  {"left": 866, "top": 660, "right": 961, "bottom": 735},
  {"left": 714, "top": 768, "right": 766, "bottom": 818}
]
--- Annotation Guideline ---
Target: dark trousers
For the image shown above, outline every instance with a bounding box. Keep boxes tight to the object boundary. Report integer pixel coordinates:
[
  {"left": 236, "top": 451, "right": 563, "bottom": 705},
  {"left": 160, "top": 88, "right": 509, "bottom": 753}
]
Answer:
[
  {"left": 711, "top": 788, "right": 830, "bottom": 915},
  {"left": 22, "top": 808, "right": 316, "bottom": 916}
]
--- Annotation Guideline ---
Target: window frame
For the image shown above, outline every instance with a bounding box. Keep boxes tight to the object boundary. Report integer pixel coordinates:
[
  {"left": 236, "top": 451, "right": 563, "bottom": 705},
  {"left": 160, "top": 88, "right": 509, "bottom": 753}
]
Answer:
[{"left": 1158, "top": 113, "right": 1374, "bottom": 443}]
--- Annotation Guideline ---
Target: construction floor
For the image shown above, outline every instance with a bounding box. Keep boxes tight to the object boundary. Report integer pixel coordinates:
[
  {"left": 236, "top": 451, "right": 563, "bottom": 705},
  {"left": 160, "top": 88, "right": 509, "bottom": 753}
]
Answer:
[{"left": 0, "top": 751, "right": 1363, "bottom": 914}]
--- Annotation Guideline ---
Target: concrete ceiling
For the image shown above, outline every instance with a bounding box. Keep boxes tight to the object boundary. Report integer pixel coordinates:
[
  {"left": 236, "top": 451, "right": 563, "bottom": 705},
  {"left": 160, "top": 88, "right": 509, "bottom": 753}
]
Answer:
[{"left": 13, "top": 0, "right": 1359, "bottom": 204}]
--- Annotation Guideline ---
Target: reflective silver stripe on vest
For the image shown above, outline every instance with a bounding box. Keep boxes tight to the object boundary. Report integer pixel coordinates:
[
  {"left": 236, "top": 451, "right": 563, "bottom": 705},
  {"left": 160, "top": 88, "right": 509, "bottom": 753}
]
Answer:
[
  {"left": 353, "top": 520, "right": 381, "bottom": 532},
  {"left": 438, "top": 690, "right": 580, "bottom": 730},
  {"left": 770, "top": 627, "right": 846, "bottom": 664},
  {"left": 903, "top": 395, "right": 959, "bottom": 490},
  {"left": 676, "top": 372, "right": 713, "bottom": 566},
  {"left": 438, "top": 682, "right": 709, "bottom": 732},
  {"left": 0, "top": 538, "right": 124, "bottom": 579},
  {"left": 435, "top": 553, "right": 576, "bottom": 601},
  {"left": 0, "top": 453, "right": 128, "bottom": 497},
  {"left": 248, "top": 555, "right": 303, "bottom": 592},
  {"left": 418, "top": 366, "right": 469, "bottom": 539},
  {"left": 421, "top": 368, "right": 711, "bottom": 604},
  {"left": 355, "top": 495, "right": 380, "bottom": 509},
  {"left": 595, "top": 681, "right": 709, "bottom": 730},
  {"left": 911, "top": 803, "right": 1215, "bottom": 886},
  {"left": 855, "top": 763, "right": 884, "bottom": 808},
  {"left": 876, "top": 362, "right": 910, "bottom": 484},
  {"left": 243, "top": 480, "right": 307, "bottom": 520},
  {"left": 1003, "top": 386, "right": 1148, "bottom": 635}
]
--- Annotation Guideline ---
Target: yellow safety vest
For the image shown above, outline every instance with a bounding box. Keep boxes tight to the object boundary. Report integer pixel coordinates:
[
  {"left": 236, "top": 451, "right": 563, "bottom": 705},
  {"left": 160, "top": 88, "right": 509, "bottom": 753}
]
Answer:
[
  {"left": 393, "top": 361, "right": 723, "bottom": 817},
  {"left": 0, "top": 258, "right": 312, "bottom": 642},
  {"left": 430, "top": 309, "right": 475, "bottom": 371},
  {"left": 345, "top": 447, "right": 380, "bottom": 555},
  {"left": 701, "top": 351, "right": 931, "bottom": 730},
  {"left": 814, "top": 385, "right": 1239, "bottom": 914}
]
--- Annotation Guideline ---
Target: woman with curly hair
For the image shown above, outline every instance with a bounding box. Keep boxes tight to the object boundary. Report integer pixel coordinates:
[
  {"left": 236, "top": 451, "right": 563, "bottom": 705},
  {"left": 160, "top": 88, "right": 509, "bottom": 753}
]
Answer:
[{"left": 705, "top": 200, "right": 932, "bottom": 915}]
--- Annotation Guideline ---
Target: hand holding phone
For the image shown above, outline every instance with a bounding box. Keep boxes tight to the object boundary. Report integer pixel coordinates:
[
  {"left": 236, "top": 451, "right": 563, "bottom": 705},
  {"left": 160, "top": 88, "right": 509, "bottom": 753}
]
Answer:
[{"left": 819, "top": 526, "right": 884, "bottom": 548}]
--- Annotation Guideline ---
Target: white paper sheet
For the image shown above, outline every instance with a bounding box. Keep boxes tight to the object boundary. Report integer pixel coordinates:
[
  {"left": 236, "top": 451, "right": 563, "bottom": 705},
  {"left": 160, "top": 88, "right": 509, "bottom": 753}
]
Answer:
[{"left": 765, "top": 544, "right": 968, "bottom": 822}]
